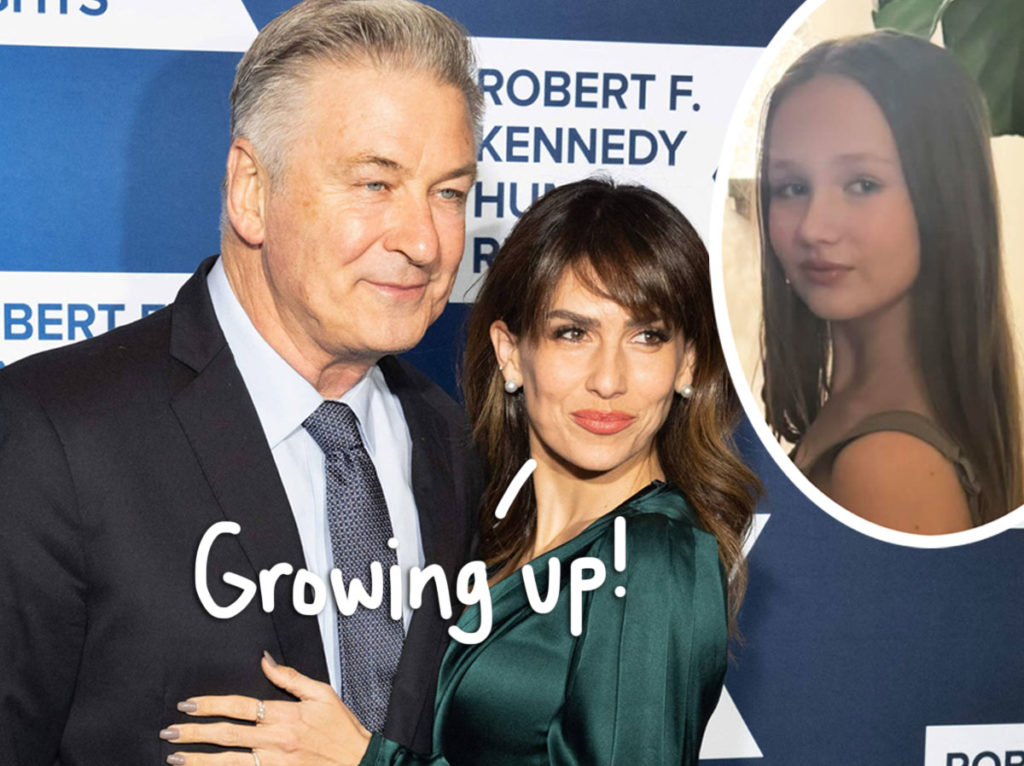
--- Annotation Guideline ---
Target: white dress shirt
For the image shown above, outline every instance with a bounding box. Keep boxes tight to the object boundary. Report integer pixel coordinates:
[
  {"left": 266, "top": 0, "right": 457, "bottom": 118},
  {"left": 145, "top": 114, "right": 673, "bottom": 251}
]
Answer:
[{"left": 207, "top": 257, "right": 424, "bottom": 694}]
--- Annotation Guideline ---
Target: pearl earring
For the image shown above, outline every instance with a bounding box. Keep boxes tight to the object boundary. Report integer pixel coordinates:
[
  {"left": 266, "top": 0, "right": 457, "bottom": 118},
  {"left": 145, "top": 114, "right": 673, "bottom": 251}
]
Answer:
[
  {"left": 679, "top": 384, "right": 694, "bottom": 399},
  {"left": 504, "top": 380, "right": 520, "bottom": 394}
]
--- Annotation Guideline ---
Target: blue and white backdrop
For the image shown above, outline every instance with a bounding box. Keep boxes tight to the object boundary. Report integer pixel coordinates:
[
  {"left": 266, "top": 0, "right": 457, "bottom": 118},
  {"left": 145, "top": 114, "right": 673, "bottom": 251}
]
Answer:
[{"left": 1, "top": 1, "right": 1021, "bottom": 763}]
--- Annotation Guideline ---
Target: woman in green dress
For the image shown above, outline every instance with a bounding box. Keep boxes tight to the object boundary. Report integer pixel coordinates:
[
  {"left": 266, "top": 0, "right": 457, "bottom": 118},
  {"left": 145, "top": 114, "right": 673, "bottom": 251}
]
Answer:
[{"left": 163, "top": 178, "right": 759, "bottom": 765}]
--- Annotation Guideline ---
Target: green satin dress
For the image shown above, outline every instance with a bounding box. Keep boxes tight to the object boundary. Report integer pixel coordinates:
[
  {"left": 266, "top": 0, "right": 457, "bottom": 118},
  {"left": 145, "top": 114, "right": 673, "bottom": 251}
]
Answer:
[{"left": 361, "top": 482, "right": 727, "bottom": 765}]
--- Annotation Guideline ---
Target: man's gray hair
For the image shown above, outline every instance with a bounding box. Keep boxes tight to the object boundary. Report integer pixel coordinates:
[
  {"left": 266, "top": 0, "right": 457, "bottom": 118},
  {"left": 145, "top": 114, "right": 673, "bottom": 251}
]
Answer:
[{"left": 230, "top": 0, "right": 483, "bottom": 180}]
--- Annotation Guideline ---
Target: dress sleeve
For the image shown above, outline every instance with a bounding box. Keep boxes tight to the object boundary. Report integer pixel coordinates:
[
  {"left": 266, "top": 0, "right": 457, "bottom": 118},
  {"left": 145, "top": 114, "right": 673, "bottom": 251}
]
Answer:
[
  {"left": 0, "top": 376, "right": 88, "bottom": 764},
  {"left": 546, "top": 513, "right": 728, "bottom": 765}
]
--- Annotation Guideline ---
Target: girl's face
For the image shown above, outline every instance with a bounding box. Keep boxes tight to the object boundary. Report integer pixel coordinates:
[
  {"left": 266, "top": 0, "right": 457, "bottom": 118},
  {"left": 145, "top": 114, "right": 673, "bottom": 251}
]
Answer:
[{"left": 766, "top": 75, "right": 920, "bottom": 323}]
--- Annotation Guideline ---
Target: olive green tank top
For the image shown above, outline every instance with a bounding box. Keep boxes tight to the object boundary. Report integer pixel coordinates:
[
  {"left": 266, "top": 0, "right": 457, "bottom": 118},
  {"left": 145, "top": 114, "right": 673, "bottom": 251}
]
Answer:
[{"left": 799, "top": 410, "right": 982, "bottom": 527}]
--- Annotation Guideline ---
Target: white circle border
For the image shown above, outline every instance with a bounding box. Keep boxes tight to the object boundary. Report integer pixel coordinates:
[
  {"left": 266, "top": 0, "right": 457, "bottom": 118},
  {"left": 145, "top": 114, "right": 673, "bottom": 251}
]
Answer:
[{"left": 707, "top": 0, "right": 1024, "bottom": 549}]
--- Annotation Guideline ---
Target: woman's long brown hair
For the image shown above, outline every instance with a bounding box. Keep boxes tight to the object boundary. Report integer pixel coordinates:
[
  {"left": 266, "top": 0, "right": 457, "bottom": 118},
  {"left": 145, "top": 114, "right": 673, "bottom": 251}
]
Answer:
[
  {"left": 462, "top": 178, "right": 760, "bottom": 623},
  {"left": 758, "top": 31, "right": 1023, "bottom": 523}
]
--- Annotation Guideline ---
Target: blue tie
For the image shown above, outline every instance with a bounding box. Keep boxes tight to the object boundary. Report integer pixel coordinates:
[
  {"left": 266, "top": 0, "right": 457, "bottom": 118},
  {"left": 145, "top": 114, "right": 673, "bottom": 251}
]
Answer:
[{"left": 302, "top": 401, "right": 403, "bottom": 732}]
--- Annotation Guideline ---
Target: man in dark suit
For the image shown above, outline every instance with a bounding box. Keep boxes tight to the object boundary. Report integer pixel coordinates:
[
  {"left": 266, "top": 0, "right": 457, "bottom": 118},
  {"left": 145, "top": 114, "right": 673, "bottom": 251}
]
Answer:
[{"left": 0, "top": 1, "right": 483, "bottom": 763}]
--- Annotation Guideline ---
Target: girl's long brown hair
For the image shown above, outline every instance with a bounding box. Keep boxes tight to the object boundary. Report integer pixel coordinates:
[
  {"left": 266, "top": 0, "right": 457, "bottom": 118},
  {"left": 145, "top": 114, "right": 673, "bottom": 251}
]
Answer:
[
  {"left": 463, "top": 177, "right": 760, "bottom": 622},
  {"left": 758, "top": 31, "right": 1023, "bottom": 523}
]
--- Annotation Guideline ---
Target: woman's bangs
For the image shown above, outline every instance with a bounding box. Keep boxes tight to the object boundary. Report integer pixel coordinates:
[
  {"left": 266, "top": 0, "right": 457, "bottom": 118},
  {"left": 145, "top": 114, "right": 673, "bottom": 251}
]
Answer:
[{"left": 567, "top": 235, "right": 680, "bottom": 331}]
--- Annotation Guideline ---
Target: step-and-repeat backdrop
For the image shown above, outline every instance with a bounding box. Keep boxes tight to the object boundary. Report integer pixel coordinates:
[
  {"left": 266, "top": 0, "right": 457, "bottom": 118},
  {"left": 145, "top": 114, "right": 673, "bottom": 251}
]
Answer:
[{"left": 1, "top": 1, "right": 1021, "bottom": 763}]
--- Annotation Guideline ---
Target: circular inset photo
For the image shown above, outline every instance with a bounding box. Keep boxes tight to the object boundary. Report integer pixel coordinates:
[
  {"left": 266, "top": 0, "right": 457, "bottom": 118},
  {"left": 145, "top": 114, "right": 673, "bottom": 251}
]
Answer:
[{"left": 710, "top": 0, "right": 1024, "bottom": 544}]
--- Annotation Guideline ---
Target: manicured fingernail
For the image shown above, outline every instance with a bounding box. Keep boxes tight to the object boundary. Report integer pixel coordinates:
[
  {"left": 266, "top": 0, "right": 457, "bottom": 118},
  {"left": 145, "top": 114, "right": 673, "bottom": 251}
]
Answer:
[
  {"left": 159, "top": 728, "right": 180, "bottom": 741},
  {"left": 263, "top": 650, "right": 278, "bottom": 667},
  {"left": 176, "top": 700, "right": 197, "bottom": 713},
  {"left": 167, "top": 755, "right": 186, "bottom": 765}
]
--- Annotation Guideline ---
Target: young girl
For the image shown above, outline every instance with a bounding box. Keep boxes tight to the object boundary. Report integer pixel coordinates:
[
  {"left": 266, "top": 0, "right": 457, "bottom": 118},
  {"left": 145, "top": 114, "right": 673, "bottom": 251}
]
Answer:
[{"left": 759, "top": 31, "right": 1021, "bottom": 532}]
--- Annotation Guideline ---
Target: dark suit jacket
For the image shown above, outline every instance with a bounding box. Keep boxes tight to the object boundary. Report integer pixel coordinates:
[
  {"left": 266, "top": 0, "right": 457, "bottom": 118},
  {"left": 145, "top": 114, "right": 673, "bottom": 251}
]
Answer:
[{"left": 0, "top": 257, "right": 481, "bottom": 765}]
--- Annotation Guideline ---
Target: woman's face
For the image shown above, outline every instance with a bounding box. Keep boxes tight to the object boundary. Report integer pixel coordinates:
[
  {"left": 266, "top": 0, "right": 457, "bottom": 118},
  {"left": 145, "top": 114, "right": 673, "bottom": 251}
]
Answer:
[
  {"left": 493, "top": 268, "right": 694, "bottom": 480},
  {"left": 766, "top": 75, "right": 920, "bottom": 323}
]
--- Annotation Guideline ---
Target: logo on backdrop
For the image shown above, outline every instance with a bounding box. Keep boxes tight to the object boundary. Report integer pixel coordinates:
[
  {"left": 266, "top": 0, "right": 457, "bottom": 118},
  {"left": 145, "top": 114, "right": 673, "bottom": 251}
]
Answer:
[
  {"left": 0, "top": 0, "right": 106, "bottom": 15},
  {"left": 698, "top": 513, "right": 770, "bottom": 760},
  {"left": 925, "top": 724, "right": 1024, "bottom": 766},
  {"left": 452, "top": 37, "right": 761, "bottom": 303},
  {"left": 239, "top": 0, "right": 291, "bottom": 29},
  {"left": 0, "top": 272, "right": 188, "bottom": 368},
  {"left": 0, "top": 0, "right": 257, "bottom": 51}
]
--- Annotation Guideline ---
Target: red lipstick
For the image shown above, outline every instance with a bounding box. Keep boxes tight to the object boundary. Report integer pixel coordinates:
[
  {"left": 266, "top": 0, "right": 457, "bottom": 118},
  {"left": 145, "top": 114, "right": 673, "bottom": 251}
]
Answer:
[{"left": 570, "top": 410, "right": 636, "bottom": 435}]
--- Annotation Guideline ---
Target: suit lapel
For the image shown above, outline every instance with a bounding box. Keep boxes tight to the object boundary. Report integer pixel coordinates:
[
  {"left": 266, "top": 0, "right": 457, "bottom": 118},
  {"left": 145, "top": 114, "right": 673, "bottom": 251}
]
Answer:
[
  {"left": 378, "top": 356, "right": 463, "bottom": 747},
  {"left": 168, "top": 258, "right": 329, "bottom": 683},
  {"left": 166, "top": 266, "right": 462, "bottom": 748},
  {"left": 378, "top": 357, "right": 460, "bottom": 580}
]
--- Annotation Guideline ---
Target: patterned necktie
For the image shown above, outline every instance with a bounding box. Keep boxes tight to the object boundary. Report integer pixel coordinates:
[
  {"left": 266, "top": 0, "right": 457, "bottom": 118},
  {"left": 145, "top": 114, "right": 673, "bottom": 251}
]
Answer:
[{"left": 302, "top": 401, "right": 403, "bottom": 732}]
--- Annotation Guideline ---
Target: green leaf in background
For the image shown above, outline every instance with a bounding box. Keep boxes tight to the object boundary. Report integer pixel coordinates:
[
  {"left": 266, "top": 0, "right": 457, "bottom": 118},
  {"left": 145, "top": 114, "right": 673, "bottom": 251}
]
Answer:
[
  {"left": 873, "top": 0, "right": 953, "bottom": 38},
  {"left": 941, "top": 0, "right": 1024, "bottom": 137},
  {"left": 873, "top": 0, "right": 1024, "bottom": 137}
]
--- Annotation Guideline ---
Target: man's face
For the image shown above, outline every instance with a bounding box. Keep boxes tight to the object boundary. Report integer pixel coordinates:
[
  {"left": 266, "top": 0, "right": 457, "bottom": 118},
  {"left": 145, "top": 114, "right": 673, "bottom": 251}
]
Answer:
[{"left": 255, "top": 63, "right": 476, "bottom": 366}]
